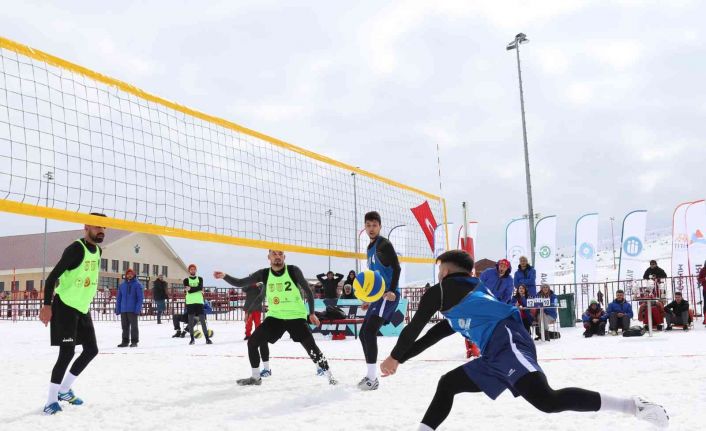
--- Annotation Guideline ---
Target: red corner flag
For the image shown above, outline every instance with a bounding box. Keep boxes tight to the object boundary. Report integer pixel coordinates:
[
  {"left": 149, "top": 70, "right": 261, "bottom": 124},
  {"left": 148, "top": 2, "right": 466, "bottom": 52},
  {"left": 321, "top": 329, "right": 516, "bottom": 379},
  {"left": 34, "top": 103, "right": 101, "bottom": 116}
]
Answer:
[{"left": 411, "top": 201, "right": 438, "bottom": 252}]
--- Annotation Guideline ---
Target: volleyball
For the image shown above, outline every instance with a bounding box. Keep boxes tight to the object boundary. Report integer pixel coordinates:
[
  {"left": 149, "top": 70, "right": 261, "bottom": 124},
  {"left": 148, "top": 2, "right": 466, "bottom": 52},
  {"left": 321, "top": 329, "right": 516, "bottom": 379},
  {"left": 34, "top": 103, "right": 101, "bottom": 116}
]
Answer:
[{"left": 353, "top": 270, "right": 386, "bottom": 303}]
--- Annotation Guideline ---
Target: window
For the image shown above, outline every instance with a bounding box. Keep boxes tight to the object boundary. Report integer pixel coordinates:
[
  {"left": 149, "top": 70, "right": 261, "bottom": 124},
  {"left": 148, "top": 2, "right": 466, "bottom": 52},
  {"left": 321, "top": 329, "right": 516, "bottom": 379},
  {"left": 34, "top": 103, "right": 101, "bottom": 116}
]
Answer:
[
  {"left": 142, "top": 263, "right": 149, "bottom": 275},
  {"left": 0, "top": 281, "right": 4, "bottom": 292},
  {"left": 162, "top": 266, "right": 168, "bottom": 278},
  {"left": 153, "top": 264, "right": 159, "bottom": 276},
  {"left": 111, "top": 260, "right": 119, "bottom": 273},
  {"left": 122, "top": 261, "right": 130, "bottom": 272},
  {"left": 101, "top": 258, "right": 108, "bottom": 271},
  {"left": 133, "top": 263, "right": 140, "bottom": 275},
  {"left": 26, "top": 280, "right": 35, "bottom": 291},
  {"left": 99, "top": 276, "right": 118, "bottom": 290}
]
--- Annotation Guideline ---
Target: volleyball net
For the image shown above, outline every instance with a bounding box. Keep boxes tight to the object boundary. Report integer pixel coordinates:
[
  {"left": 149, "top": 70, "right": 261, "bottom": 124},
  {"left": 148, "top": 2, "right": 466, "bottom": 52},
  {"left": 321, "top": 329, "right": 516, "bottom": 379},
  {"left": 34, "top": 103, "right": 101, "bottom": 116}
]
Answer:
[{"left": 0, "top": 37, "right": 446, "bottom": 262}]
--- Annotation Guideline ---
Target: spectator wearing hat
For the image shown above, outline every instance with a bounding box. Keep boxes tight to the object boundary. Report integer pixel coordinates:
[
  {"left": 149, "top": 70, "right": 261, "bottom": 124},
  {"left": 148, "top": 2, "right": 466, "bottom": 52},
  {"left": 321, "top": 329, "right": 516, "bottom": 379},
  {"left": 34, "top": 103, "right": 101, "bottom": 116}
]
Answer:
[
  {"left": 316, "top": 271, "right": 344, "bottom": 300},
  {"left": 116, "top": 268, "right": 144, "bottom": 347},
  {"left": 582, "top": 299, "right": 607, "bottom": 337},
  {"left": 514, "top": 256, "right": 537, "bottom": 296},
  {"left": 340, "top": 284, "right": 356, "bottom": 299},
  {"left": 152, "top": 274, "right": 169, "bottom": 324},
  {"left": 480, "top": 259, "right": 514, "bottom": 304},
  {"left": 664, "top": 292, "right": 691, "bottom": 331},
  {"left": 606, "top": 290, "right": 633, "bottom": 335}
]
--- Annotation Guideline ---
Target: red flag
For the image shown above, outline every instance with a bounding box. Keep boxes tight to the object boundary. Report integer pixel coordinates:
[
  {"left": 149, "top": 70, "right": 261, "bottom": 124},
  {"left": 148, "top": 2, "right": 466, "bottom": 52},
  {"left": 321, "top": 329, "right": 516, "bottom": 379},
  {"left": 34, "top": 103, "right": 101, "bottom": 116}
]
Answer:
[
  {"left": 411, "top": 201, "right": 438, "bottom": 251},
  {"left": 460, "top": 237, "right": 475, "bottom": 259}
]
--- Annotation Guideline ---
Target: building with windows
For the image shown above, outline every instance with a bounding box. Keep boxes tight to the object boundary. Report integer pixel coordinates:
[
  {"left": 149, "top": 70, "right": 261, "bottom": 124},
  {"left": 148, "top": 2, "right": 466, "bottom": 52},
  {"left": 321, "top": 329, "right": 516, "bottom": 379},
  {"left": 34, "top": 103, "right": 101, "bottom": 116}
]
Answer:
[{"left": 0, "top": 229, "right": 189, "bottom": 295}]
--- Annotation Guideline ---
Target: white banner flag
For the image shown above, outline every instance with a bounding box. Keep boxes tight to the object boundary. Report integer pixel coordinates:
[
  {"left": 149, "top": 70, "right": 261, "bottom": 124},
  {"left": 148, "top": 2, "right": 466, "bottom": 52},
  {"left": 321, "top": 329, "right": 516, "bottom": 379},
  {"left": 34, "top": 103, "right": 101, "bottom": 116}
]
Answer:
[
  {"left": 534, "top": 216, "right": 557, "bottom": 285},
  {"left": 574, "top": 213, "right": 598, "bottom": 287},
  {"left": 686, "top": 200, "right": 706, "bottom": 291},
  {"left": 358, "top": 228, "right": 368, "bottom": 272},
  {"left": 389, "top": 225, "right": 407, "bottom": 288},
  {"left": 506, "top": 218, "right": 530, "bottom": 270},
  {"left": 672, "top": 201, "right": 692, "bottom": 293},
  {"left": 618, "top": 210, "right": 648, "bottom": 296}
]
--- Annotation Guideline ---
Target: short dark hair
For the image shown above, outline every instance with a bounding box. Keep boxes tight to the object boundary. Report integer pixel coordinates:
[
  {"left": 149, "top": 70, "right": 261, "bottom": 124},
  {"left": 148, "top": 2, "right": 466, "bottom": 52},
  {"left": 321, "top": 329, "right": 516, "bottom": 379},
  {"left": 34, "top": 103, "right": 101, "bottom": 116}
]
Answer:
[
  {"left": 616, "top": 289, "right": 624, "bottom": 294},
  {"left": 436, "top": 250, "right": 474, "bottom": 273},
  {"left": 650, "top": 260, "right": 657, "bottom": 265},
  {"left": 675, "top": 291, "right": 682, "bottom": 296},
  {"left": 326, "top": 271, "right": 333, "bottom": 276},
  {"left": 364, "top": 211, "right": 381, "bottom": 224}
]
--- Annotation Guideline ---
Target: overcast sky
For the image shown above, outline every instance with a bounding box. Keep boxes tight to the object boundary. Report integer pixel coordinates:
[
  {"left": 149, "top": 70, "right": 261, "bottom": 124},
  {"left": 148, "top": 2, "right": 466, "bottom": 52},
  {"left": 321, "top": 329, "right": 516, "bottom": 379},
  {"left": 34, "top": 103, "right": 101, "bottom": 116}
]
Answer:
[{"left": 1, "top": 0, "right": 705, "bottom": 284}]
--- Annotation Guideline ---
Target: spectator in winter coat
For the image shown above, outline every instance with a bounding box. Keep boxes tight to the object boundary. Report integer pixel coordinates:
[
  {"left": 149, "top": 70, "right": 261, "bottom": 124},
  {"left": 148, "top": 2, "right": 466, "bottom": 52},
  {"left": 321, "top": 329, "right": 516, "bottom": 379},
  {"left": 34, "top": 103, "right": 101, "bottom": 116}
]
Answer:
[
  {"left": 643, "top": 260, "right": 668, "bottom": 280},
  {"left": 344, "top": 270, "right": 356, "bottom": 290},
  {"left": 513, "top": 284, "right": 533, "bottom": 333},
  {"left": 340, "top": 284, "right": 357, "bottom": 300},
  {"left": 606, "top": 290, "right": 633, "bottom": 335},
  {"left": 152, "top": 274, "right": 169, "bottom": 324},
  {"left": 480, "top": 259, "right": 514, "bottom": 304},
  {"left": 317, "top": 271, "right": 344, "bottom": 300},
  {"left": 116, "top": 268, "right": 144, "bottom": 347},
  {"left": 533, "top": 283, "right": 559, "bottom": 340},
  {"left": 664, "top": 292, "right": 691, "bottom": 331},
  {"left": 514, "top": 256, "right": 537, "bottom": 296},
  {"left": 638, "top": 299, "right": 665, "bottom": 331},
  {"left": 699, "top": 262, "right": 706, "bottom": 326},
  {"left": 582, "top": 299, "right": 607, "bottom": 337}
]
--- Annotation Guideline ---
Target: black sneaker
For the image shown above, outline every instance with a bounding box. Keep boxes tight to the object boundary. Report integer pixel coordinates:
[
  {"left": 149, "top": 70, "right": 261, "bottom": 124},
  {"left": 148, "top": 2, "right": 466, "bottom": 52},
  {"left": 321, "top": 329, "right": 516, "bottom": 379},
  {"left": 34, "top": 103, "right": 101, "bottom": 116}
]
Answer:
[
  {"left": 189, "top": 339, "right": 195, "bottom": 345},
  {"left": 129, "top": 342, "right": 138, "bottom": 347},
  {"left": 117, "top": 342, "right": 129, "bottom": 348},
  {"left": 683, "top": 326, "right": 689, "bottom": 331},
  {"left": 206, "top": 339, "right": 213, "bottom": 345},
  {"left": 665, "top": 326, "right": 673, "bottom": 331},
  {"left": 180, "top": 331, "right": 187, "bottom": 338},
  {"left": 172, "top": 330, "right": 182, "bottom": 338}
]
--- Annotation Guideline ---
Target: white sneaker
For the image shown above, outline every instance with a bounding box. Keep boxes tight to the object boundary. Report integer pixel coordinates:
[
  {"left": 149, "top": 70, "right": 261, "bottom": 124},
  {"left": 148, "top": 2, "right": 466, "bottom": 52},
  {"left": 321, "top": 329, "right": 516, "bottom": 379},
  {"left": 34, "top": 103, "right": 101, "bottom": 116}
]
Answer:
[
  {"left": 634, "top": 396, "right": 669, "bottom": 428},
  {"left": 357, "top": 377, "right": 379, "bottom": 391}
]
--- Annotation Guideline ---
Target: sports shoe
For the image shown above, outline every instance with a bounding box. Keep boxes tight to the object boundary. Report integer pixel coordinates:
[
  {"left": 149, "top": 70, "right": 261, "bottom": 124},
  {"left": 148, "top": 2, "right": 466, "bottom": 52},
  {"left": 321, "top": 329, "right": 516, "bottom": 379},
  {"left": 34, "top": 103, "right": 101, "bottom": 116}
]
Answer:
[
  {"left": 43, "top": 402, "right": 62, "bottom": 415},
  {"left": 260, "top": 369, "right": 272, "bottom": 378},
  {"left": 316, "top": 367, "right": 325, "bottom": 376},
  {"left": 634, "top": 396, "right": 669, "bottom": 428},
  {"left": 236, "top": 377, "right": 262, "bottom": 386},
  {"left": 117, "top": 342, "right": 129, "bottom": 347},
  {"left": 328, "top": 374, "right": 338, "bottom": 385},
  {"left": 172, "top": 330, "right": 182, "bottom": 338},
  {"left": 357, "top": 377, "right": 379, "bottom": 391},
  {"left": 189, "top": 339, "right": 195, "bottom": 345},
  {"left": 665, "top": 326, "right": 673, "bottom": 331},
  {"left": 683, "top": 326, "right": 689, "bottom": 331},
  {"left": 206, "top": 339, "right": 213, "bottom": 344},
  {"left": 610, "top": 330, "right": 618, "bottom": 336},
  {"left": 180, "top": 330, "right": 187, "bottom": 338},
  {"left": 129, "top": 342, "right": 138, "bottom": 347},
  {"left": 58, "top": 389, "right": 83, "bottom": 405}
]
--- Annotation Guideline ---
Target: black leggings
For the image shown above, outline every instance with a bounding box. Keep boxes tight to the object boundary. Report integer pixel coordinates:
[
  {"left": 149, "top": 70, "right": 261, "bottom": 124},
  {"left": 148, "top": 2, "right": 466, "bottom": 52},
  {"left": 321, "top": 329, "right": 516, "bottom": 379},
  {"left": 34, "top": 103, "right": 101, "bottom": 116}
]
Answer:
[
  {"left": 359, "top": 316, "right": 385, "bottom": 363},
  {"left": 247, "top": 328, "right": 329, "bottom": 372},
  {"left": 421, "top": 367, "right": 600, "bottom": 429},
  {"left": 50, "top": 343, "right": 99, "bottom": 384}
]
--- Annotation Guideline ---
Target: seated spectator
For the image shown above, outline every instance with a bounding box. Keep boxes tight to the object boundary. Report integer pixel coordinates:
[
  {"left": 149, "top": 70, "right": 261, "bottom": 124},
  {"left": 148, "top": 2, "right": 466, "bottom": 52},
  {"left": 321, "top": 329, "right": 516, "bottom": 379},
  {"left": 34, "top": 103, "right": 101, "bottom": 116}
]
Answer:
[
  {"left": 581, "top": 299, "right": 607, "bottom": 337},
  {"left": 340, "top": 284, "right": 356, "bottom": 300},
  {"left": 316, "top": 271, "right": 344, "bottom": 300},
  {"left": 532, "top": 283, "right": 560, "bottom": 340},
  {"left": 513, "top": 284, "right": 533, "bottom": 333},
  {"left": 664, "top": 292, "right": 691, "bottom": 331},
  {"left": 480, "top": 259, "right": 514, "bottom": 304},
  {"left": 606, "top": 289, "right": 633, "bottom": 335},
  {"left": 344, "top": 270, "right": 356, "bottom": 289},
  {"left": 514, "top": 256, "right": 537, "bottom": 296},
  {"left": 638, "top": 299, "right": 665, "bottom": 331}
]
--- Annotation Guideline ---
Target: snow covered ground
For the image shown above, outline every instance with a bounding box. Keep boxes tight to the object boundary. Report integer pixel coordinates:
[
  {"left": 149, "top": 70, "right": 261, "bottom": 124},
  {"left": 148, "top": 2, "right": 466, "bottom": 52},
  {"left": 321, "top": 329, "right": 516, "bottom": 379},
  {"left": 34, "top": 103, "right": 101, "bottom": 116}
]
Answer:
[{"left": 2, "top": 319, "right": 706, "bottom": 430}]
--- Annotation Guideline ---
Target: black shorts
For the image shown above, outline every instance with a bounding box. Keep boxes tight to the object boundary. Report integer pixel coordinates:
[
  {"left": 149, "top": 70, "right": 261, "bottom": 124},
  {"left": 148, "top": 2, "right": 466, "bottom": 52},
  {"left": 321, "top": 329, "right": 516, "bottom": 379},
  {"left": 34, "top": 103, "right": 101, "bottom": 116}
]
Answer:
[
  {"left": 258, "top": 316, "right": 313, "bottom": 344},
  {"left": 50, "top": 295, "right": 96, "bottom": 347},
  {"left": 186, "top": 303, "right": 204, "bottom": 315}
]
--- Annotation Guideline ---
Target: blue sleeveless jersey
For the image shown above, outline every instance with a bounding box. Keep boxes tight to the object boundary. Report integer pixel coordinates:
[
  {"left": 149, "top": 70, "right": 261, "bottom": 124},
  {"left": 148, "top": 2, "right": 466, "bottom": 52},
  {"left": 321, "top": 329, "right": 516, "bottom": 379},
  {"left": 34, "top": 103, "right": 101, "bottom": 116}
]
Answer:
[
  {"left": 442, "top": 277, "right": 521, "bottom": 353},
  {"left": 367, "top": 237, "right": 397, "bottom": 293}
]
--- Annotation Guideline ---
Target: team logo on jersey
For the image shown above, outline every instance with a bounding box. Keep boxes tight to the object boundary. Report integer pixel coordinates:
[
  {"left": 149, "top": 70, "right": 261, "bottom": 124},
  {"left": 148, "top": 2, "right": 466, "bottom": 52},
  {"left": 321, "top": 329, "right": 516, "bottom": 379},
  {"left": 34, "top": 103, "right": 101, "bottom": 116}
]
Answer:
[
  {"left": 273, "top": 297, "right": 280, "bottom": 305},
  {"left": 84, "top": 277, "right": 91, "bottom": 287},
  {"left": 457, "top": 318, "right": 472, "bottom": 331}
]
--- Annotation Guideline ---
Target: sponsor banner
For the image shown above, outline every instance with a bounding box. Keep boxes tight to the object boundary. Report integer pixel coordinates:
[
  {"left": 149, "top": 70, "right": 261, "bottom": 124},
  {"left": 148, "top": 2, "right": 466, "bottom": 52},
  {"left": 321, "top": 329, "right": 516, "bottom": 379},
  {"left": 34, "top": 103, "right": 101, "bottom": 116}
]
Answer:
[
  {"left": 574, "top": 213, "right": 599, "bottom": 287},
  {"left": 686, "top": 200, "right": 706, "bottom": 291},
  {"left": 534, "top": 216, "right": 557, "bottom": 285},
  {"left": 618, "top": 210, "right": 648, "bottom": 297},
  {"left": 672, "top": 202, "right": 692, "bottom": 292},
  {"left": 506, "top": 218, "right": 530, "bottom": 270}
]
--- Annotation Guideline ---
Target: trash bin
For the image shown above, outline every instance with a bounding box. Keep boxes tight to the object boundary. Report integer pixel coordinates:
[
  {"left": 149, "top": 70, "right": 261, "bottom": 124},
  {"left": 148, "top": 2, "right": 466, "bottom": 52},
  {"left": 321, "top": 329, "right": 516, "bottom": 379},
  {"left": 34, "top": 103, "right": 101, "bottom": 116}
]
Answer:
[{"left": 557, "top": 293, "right": 576, "bottom": 328}]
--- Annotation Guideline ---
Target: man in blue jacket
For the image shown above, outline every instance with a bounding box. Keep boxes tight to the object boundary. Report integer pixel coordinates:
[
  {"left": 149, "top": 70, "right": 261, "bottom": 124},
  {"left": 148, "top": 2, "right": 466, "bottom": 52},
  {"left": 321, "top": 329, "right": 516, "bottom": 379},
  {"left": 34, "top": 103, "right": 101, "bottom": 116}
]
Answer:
[
  {"left": 116, "top": 268, "right": 144, "bottom": 347},
  {"left": 480, "top": 259, "right": 514, "bottom": 304},
  {"left": 606, "top": 290, "right": 633, "bottom": 335},
  {"left": 514, "top": 256, "right": 537, "bottom": 296}
]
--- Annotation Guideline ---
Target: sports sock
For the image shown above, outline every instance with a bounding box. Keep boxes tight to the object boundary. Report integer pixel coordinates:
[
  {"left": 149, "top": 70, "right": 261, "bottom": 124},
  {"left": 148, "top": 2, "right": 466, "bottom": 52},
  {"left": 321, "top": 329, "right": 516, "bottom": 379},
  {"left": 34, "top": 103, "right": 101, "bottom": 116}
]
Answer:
[
  {"left": 600, "top": 394, "right": 636, "bottom": 415},
  {"left": 366, "top": 363, "right": 377, "bottom": 380},
  {"left": 418, "top": 424, "right": 434, "bottom": 431},
  {"left": 59, "top": 372, "right": 78, "bottom": 393},
  {"left": 47, "top": 383, "right": 60, "bottom": 406},
  {"left": 251, "top": 368, "right": 260, "bottom": 379},
  {"left": 262, "top": 361, "right": 270, "bottom": 371}
]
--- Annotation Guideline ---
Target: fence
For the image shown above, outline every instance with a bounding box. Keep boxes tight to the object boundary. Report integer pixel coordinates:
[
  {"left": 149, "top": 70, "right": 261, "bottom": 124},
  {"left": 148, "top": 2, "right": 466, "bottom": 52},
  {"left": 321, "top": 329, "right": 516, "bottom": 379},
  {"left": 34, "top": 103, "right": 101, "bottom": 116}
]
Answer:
[{"left": 1, "top": 276, "right": 703, "bottom": 323}]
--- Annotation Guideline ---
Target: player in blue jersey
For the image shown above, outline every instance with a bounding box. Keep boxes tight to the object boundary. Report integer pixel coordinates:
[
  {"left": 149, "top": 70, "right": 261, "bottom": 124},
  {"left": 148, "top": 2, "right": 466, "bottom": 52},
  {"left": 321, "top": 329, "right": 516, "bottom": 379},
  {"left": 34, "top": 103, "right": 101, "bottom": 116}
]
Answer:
[
  {"left": 380, "top": 250, "right": 669, "bottom": 430},
  {"left": 358, "top": 211, "right": 401, "bottom": 391}
]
